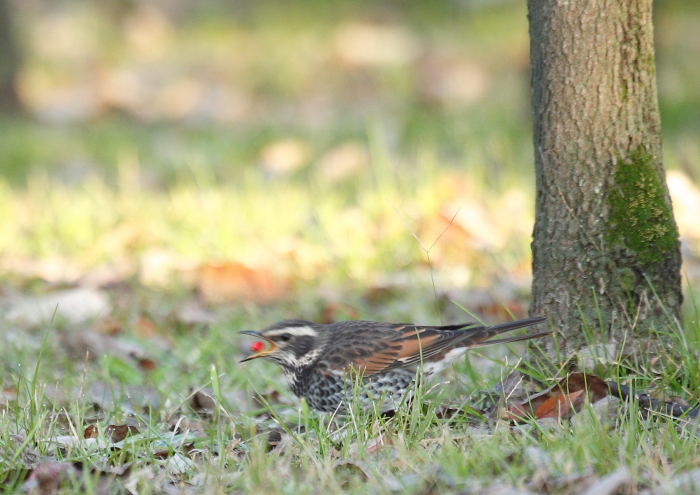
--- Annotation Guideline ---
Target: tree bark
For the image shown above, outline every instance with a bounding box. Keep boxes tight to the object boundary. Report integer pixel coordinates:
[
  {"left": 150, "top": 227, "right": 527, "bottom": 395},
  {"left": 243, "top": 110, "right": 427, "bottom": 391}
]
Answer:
[{"left": 527, "top": 0, "right": 682, "bottom": 359}]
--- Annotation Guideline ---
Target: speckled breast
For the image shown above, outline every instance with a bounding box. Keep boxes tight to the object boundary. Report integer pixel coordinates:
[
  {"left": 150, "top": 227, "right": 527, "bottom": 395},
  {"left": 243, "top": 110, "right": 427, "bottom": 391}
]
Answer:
[{"left": 286, "top": 368, "right": 417, "bottom": 414}]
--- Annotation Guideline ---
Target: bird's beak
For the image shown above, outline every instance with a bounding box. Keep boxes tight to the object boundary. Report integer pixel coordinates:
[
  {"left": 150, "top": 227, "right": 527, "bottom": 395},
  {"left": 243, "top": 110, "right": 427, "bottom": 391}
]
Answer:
[{"left": 239, "top": 330, "right": 277, "bottom": 362}]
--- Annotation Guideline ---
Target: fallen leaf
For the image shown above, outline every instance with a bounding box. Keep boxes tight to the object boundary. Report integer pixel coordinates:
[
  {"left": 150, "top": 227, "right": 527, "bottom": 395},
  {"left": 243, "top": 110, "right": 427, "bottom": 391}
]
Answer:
[
  {"left": 136, "top": 357, "right": 158, "bottom": 372},
  {"left": 196, "top": 262, "right": 287, "bottom": 304},
  {"left": 58, "top": 329, "right": 110, "bottom": 361},
  {"left": 105, "top": 425, "right": 140, "bottom": 443},
  {"left": 253, "top": 389, "right": 296, "bottom": 409},
  {"left": 504, "top": 373, "right": 609, "bottom": 422},
  {"left": 83, "top": 425, "right": 99, "bottom": 439},
  {"left": 96, "top": 316, "right": 125, "bottom": 336},
  {"left": 561, "top": 373, "right": 609, "bottom": 403},
  {"left": 84, "top": 424, "right": 139, "bottom": 443},
  {"left": 533, "top": 389, "right": 586, "bottom": 420}
]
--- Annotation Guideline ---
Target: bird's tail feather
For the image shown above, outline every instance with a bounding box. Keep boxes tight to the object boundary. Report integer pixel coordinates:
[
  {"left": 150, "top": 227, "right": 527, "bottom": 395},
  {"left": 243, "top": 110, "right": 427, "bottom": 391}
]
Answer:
[
  {"left": 483, "top": 315, "right": 548, "bottom": 334},
  {"left": 470, "top": 331, "right": 551, "bottom": 348}
]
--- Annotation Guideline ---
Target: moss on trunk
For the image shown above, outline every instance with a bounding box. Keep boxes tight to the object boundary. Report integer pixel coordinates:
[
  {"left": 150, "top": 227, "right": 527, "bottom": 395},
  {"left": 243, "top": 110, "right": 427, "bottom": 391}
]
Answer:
[{"left": 607, "top": 146, "right": 679, "bottom": 266}]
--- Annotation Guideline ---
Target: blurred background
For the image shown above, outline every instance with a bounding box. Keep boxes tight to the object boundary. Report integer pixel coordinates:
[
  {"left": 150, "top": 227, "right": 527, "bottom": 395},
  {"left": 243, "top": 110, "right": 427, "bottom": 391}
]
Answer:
[{"left": 0, "top": 0, "right": 699, "bottom": 326}]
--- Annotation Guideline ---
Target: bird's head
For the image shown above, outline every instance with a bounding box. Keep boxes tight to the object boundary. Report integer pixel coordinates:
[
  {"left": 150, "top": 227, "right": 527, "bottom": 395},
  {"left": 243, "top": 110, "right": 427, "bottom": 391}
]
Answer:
[{"left": 240, "top": 319, "right": 321, "bottom": 369}]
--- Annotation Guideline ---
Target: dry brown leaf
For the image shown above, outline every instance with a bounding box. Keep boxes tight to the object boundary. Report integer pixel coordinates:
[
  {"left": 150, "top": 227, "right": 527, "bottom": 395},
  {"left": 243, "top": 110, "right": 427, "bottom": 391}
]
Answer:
[
  {"left": 197, "top": 262, "right": 287, "bottom": 304},
  {"left": 83, "top": 424, "right": 99, "bottom": 439},
  {"left": 134, "top": 356, "right": 158, "bottom": 372},
  {"left": 85, "top": 424, "right": 139, "bottom": 443},
  {"left": 504, "top": 373, "right": 609, "bottom": 422},
  {"left": 2, "top": 434, "right": 42, "bottom": 470},
  {"left": 562, "top": 373, "right": 609, "bottom": 403},
  {"left": 533, "top": 389, "right": 586, "bottom": 420},
  {"left": 106, "top": 425, "right": 140, "bottom": 443},
  {"left": 479, "top": 299, "right": 528, "bottom": 321}
]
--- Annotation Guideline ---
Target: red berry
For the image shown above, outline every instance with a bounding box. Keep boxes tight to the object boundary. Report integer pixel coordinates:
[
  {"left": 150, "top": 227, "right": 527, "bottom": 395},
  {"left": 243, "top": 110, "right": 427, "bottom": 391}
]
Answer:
[{"left": 251, "top": 341, "right": 265, "bottom": 352}]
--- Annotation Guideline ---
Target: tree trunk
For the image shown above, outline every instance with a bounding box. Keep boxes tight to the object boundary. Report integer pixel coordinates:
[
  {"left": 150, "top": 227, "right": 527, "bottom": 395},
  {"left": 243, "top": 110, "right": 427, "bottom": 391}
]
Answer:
[{"left": 527, "top": 0, "right": 682, "bottom": 359}]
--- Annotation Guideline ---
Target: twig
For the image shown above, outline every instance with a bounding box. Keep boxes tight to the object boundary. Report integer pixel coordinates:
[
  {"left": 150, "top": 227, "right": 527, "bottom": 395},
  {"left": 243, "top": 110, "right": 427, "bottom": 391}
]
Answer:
[{"left": 387, "top": 200, "right": 460, "bottom": 324}]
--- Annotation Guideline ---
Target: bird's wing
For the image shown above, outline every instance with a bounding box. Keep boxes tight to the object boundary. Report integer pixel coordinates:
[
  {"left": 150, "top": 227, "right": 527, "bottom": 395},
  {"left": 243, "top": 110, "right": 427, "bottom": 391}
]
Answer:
[
  {"left": 322, "top": 317, "right": 548, "bottom": 376},
  {"left": 376, "top": 325, "right": 477, "bottom": 372},
  {"left": 320, "top": 323, "right": 477, "bottom": 376}
]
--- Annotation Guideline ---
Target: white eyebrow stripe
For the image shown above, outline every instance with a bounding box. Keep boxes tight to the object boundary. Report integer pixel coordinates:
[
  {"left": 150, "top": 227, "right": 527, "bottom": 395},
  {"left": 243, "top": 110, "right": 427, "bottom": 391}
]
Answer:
[{"left": 265, "top": 326, "right": 319, "bottom": 338}]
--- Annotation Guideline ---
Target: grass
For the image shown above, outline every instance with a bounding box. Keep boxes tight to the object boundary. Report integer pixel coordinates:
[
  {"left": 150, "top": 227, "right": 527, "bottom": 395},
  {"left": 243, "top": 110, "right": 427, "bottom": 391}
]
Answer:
[
  {"left": 3, "top": 315, "right": 700, "bottom": 494},
  {"left": 0, "top": 128, "right": 535, "bottom": 294}
]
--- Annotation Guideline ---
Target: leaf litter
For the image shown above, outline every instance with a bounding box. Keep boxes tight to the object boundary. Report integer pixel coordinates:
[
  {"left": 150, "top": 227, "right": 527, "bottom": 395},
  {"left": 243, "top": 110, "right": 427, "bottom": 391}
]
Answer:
[{"left": 3, "top": 292, "right": 700, "bottom": 494}]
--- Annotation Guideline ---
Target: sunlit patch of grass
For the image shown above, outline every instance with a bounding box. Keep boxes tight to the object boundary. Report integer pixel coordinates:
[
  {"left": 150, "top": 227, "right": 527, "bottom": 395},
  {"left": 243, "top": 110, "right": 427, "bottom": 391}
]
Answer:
[{"left": 0, "top": 130, "right": 538, "bottom": 304}]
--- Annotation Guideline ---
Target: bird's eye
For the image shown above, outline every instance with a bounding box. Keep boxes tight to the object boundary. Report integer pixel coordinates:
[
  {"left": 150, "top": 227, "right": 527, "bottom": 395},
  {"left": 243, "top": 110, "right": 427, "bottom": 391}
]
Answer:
[{"left": 278, "top": 333, "right": 292, "bottom": 342}]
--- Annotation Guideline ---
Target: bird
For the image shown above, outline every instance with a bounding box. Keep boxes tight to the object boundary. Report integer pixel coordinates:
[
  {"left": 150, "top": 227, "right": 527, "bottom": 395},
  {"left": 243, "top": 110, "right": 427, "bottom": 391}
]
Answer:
[{"left": 240, "top": 316, "right": 549, "bottom": 414}]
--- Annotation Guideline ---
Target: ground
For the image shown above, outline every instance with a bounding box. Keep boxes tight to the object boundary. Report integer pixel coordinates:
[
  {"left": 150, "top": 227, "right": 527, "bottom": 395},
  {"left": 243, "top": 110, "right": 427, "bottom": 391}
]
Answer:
[{"left": 2, "top": 0, "right": 700, "bottom": 493}]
